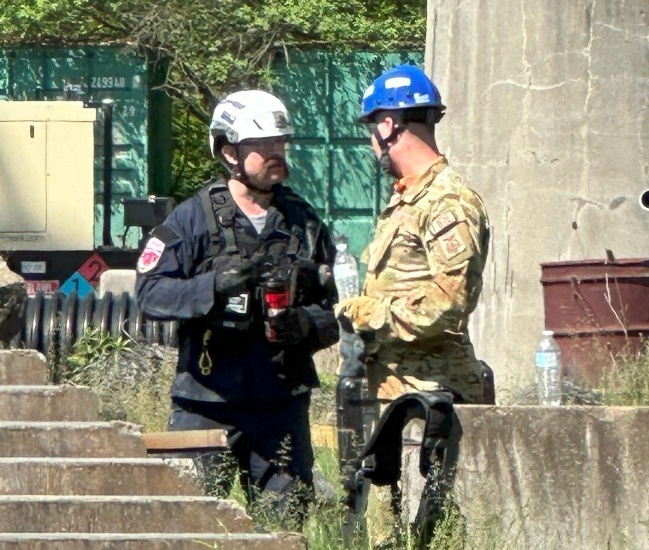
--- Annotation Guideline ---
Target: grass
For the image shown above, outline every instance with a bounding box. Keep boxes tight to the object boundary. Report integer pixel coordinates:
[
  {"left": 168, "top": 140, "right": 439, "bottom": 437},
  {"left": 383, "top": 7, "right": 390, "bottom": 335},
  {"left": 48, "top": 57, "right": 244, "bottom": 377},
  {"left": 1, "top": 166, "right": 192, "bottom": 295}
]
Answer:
[
  {"left": 596, "top": 341, "right": 649, "bottom": 406},
  {"left": 59, "top": 332, "right": 473, "bottom": 549},
  {"left": 60, "top": 329, "right": 176, "bottom": 431}
]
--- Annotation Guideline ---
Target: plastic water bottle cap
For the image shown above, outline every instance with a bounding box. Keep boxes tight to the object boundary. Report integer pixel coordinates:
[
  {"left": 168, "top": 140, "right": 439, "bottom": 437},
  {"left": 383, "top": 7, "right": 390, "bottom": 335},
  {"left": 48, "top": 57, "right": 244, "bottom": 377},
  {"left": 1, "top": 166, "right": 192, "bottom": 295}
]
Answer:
[
  {"left": 336, "top": 242, "right": 348, "bottom": 252},
  {"left": 542, "top": 330, "right": 554, "bottom": 337}
]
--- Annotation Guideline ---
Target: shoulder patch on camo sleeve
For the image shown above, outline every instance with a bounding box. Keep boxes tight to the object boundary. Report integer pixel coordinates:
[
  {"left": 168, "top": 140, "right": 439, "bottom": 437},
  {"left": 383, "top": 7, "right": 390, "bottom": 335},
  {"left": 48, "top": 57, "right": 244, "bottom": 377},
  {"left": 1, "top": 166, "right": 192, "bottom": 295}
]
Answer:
[
  {"left": 137, "top": 237, "right": 166, "bottom": 273},
  {"left": 430, "top": 210, "right": 457, "bottom": 236},
  {"left": 438, "top": 226, "right": 467, "bottom": 260}
]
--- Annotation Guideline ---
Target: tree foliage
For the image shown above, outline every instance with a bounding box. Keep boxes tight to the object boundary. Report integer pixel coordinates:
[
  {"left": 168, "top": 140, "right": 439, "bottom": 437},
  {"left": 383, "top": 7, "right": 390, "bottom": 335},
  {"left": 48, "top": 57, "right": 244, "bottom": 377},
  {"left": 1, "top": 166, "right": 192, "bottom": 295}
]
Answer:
[
  {"left": 0, "top": 0, "right": 424, "bottom": 116},
  {"left": 0, "top": 0, "right": 426, "bottom": 194}
]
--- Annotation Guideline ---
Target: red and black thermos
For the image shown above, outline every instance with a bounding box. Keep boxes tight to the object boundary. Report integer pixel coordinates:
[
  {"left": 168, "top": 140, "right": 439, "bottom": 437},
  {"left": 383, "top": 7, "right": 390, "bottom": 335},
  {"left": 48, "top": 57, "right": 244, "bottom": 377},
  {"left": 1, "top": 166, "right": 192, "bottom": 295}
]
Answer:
[{"left": 260, "top": 279, "right": 291, "bottom": 342}]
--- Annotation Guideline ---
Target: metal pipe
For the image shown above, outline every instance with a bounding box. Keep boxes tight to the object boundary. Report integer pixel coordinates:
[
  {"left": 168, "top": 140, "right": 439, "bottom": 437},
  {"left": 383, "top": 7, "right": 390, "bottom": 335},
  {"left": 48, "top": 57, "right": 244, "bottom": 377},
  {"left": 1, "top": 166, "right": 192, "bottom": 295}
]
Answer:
[{"left": 13, "top": 291, "right": 177, "bottom": 355}]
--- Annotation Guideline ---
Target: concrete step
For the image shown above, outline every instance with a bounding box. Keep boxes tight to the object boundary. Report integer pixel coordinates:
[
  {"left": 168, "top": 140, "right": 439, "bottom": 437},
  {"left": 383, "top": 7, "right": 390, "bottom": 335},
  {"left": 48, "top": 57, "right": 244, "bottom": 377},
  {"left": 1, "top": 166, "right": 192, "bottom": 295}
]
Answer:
[
  {"left": 0, "top": 532, "right": 307, "bottom": 549},
  {"left": 0, "top": 386, "right": 99, "bottom": 422},
  {"left": 0, "top": 350, "right": 47, "bottom": 386},
  {"left": 0, "top": 458, "right": 202, "bottom": 496},
  {"left": 0, "top": 495, "right": 254, "bottom": 534},
  {"left": 0, "top": 422, "right": 147, "bottom": 458}
]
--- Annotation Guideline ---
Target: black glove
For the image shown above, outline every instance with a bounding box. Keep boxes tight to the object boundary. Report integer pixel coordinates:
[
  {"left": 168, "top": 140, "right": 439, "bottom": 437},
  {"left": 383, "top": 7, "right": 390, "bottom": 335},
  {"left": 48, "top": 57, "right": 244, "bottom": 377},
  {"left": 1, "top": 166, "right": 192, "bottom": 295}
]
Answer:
[
  {"left": 289, "top": 259, "right": 334, "bottom": 306},
  {"left": 267, "top": 306, "right": 313, "bottom": 345},
  {"left": 214, "top": 261, "right": 257, "bottom": 295},
  {"left": 337, "top": 313, "right": 355, "bottom": 335}
]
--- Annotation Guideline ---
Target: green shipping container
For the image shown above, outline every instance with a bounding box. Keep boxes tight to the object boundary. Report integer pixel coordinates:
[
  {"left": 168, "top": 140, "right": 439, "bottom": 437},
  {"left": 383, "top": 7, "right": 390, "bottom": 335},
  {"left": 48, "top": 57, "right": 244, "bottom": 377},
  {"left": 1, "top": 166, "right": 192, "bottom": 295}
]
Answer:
[
  {"left": 273, "top": 49, "right": 424, "bottom": 260},
  {"left": 0, "top": 46, "right": 172, "bottom": 249},
  {"left": 0, "top": 46, "right": 422, "bottom": 256}
]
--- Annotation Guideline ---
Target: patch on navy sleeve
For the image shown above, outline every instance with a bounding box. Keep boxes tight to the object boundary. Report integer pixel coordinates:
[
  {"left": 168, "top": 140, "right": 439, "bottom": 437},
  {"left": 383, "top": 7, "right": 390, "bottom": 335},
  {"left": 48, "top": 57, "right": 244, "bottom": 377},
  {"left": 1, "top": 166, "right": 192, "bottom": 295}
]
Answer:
[
  {"left": 137, "top": 237, "right": 165, "bottom": 273},
  {"left": 430, "top": 210, "right": 457, "bottom": 235},
  {"left": 151, "top": 225, "right": 180, "bottom": 245}
]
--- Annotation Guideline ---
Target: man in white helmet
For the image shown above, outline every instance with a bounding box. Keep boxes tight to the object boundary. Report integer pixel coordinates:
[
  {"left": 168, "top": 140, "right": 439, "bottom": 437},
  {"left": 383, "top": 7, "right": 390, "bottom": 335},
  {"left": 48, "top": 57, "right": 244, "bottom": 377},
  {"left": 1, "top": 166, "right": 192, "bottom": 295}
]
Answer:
[{"left": 135, "top": 90, "right": 339, "bottom": 526}]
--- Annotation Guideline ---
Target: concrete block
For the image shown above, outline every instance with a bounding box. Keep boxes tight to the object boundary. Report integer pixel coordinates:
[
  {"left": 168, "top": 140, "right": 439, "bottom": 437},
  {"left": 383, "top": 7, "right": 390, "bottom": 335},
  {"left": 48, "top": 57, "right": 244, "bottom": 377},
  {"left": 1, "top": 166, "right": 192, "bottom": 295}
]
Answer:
[
  {"left": 0, "top": 495, "right": 253, "bottom": 534},
  {"left": 425, "top": 0, "right": 649, "bottom": 397},
  {"left": 0, "top": 350, "right": 47, "bottom": 386},
  {"left": 402, "top": 405, "right": 649, "bottom": 550},
  {"left": 0, "top": 532, "right": 307, "bottom": 550},
  {"left": 98, "top": 269, "right": 136, "bottom": 299},
  {"left": 0, "top": 458, "right": 202, "bottom": 496},
  {"left": 0, "top": 386, "right": 98, "bottom": 422},
  {"left": 0, "top": 422, "right": 147, "bottom": 458}
]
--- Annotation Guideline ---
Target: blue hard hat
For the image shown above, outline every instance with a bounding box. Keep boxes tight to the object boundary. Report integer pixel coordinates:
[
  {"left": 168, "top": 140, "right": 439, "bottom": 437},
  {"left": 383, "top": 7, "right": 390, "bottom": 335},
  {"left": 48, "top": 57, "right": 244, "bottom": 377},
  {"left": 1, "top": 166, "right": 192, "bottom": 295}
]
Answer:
[{"left": 358, "top": 64, "right": 445, "bottom": 123}]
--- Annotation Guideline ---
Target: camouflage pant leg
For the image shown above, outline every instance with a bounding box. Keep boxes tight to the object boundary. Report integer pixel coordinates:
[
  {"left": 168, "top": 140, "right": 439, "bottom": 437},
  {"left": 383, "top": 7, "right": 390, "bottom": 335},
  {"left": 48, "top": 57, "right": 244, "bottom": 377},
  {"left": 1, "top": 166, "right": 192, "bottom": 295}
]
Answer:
[{"left": 370, "top": 340, "right": 485, "bottom": 404}]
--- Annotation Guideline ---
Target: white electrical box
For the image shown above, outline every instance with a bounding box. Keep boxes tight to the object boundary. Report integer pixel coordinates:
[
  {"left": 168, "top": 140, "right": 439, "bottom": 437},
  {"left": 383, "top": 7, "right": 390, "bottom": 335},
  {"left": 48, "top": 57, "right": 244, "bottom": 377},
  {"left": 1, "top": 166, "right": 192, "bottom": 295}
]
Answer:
[{"left": 0, "top": 101, "right": 96, "bottom": 251}]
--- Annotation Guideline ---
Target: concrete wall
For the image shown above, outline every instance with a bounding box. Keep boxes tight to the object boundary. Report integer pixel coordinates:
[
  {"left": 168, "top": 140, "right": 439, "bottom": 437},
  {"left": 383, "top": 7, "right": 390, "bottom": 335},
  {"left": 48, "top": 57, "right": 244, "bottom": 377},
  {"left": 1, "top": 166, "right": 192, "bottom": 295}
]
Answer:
[
  {"left": 425, "top": 0, "right": 649, "bottom": 395},
  {"left": 404, "top": 406, "right": 649, "bottom": 549}
]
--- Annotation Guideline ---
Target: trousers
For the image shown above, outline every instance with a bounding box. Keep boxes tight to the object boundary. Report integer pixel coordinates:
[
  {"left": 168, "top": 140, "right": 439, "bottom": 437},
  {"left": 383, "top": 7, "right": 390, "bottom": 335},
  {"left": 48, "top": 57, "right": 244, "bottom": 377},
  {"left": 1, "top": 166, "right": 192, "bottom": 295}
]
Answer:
[{"left": 168, "top": 394, "right": 314, "bottom": 501}]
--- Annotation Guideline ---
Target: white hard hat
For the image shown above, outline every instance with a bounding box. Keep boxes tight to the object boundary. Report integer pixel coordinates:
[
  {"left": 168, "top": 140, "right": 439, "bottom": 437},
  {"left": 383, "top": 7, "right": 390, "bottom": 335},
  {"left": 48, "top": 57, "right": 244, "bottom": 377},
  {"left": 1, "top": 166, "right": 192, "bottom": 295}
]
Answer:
[{"left": 209, "top": 90, "right": 295, "bottom": 157}]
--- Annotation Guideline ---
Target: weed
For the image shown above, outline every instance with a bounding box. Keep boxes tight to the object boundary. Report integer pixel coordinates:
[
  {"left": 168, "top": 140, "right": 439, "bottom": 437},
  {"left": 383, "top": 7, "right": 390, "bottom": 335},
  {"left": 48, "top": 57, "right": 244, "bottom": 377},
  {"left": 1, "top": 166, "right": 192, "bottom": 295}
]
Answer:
[
  {"left": 598, "top": 341, "right": 649, "bottom": 406},
  {"left": 62, "top": 327, "right": 132, "bottom": 383},
  {"left": 55, "top": 338, "right": 492, "bottom": 549},
  {"left": 59, "top": 330, "right": 176, "bottom": 431}
]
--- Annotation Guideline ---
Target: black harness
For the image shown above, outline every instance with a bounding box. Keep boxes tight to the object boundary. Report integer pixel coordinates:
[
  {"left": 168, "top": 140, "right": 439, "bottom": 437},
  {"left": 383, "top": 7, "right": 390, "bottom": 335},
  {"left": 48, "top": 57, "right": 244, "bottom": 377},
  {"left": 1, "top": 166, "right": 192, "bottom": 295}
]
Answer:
[
  {"left": 198, "top": 178, "right": 322, "bottom": 264},
  {"left": 360, "top": 391, "right": 457, "bottom": 487}
]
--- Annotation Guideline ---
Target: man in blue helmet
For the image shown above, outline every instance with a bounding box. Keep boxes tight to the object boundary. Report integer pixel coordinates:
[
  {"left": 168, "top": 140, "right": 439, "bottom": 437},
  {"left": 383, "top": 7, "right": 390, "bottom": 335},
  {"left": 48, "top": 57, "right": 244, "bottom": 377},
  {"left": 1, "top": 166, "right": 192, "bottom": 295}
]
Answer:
[
  {"left": 335, "top": 65, "right": 492, "bottom": 543},
  {"left": 135, "top": 90, "right": 339, "bottom": 528},
  {"left": 338, "top": 63, "right": 491, "bottom": 405}
]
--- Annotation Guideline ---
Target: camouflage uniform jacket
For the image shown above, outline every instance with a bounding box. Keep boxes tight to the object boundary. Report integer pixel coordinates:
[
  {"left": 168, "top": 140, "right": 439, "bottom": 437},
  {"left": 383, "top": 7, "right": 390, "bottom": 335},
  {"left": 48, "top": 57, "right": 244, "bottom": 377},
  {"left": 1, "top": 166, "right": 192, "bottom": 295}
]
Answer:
[{"left": 361, "top": 157, "right": 490, "bottom": 402}]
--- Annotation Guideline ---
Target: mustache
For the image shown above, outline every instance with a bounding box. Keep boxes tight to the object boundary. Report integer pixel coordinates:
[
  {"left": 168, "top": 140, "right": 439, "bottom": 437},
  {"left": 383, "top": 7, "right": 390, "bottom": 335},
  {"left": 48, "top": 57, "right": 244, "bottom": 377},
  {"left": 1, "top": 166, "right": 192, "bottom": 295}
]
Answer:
[{"left": 265, "top": 155, "right": 288, "bottom": 168}]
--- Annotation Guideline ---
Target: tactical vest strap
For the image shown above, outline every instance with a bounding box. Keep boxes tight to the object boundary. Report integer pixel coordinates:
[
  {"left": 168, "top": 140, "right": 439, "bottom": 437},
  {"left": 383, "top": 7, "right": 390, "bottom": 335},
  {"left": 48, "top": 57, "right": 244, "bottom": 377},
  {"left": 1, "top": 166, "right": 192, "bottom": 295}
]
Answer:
[
  {"left": 273, "top": 185, "right": 322, "bottom": 260},
  {"left": 199, "top": 178, "right": 239, "bottom": 257},
  {"left": 359, "top": 391, "right": 455, "bottom": 486},
  {"left": 287, "top": 225, "right": 303, "bottom": 257},
  {"left": 199, "top": 181, "right": 322, "bottom": 262},
  {"left": 305, "top": 219, "right": 321, "bottom": 258}
]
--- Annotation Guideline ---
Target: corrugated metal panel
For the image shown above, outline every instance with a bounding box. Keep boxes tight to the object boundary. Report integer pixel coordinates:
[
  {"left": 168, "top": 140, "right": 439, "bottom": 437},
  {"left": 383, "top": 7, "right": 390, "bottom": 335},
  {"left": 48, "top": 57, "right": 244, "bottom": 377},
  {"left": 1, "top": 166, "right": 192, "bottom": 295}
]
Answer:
[
  {"left": 0, "top": 46, "right": 171, "bottom": 249},
  {"left": 274, "top": 49, "right": 424, "bottom": 259}
]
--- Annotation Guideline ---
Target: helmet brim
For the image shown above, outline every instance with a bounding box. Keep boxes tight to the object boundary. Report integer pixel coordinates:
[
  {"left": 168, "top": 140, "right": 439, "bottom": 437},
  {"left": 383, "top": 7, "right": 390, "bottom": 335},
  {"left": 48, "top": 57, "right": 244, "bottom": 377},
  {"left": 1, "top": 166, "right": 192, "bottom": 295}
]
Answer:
[{"left": 356, "top": 103, "right": 446, "bottom": 124}]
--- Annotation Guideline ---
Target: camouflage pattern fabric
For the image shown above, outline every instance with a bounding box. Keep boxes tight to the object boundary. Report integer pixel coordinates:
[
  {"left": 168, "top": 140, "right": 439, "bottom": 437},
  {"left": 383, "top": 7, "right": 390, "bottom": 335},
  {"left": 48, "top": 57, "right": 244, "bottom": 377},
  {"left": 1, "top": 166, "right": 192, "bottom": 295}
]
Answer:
[{"left": 337, "top": 157, "right": 490, "bottom": 404}]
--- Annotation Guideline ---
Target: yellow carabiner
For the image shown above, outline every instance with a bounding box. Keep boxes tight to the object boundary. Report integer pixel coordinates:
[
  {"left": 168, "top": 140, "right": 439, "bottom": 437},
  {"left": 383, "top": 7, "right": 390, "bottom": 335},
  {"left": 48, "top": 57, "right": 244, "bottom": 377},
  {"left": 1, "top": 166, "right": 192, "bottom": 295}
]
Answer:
[{"left": 199, "top": 329, "right": 213, "bottom": 376}]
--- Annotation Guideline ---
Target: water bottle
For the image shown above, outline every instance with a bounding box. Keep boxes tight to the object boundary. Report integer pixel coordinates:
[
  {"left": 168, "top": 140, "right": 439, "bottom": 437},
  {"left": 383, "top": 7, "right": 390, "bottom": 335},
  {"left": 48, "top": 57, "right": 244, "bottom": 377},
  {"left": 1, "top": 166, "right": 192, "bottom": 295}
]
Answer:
[
  {"left": 535, "top": 330, "right": 562, "bottom": 406},
  {"left": 333, "top": 238, "right": 359, "bottom": 300}
]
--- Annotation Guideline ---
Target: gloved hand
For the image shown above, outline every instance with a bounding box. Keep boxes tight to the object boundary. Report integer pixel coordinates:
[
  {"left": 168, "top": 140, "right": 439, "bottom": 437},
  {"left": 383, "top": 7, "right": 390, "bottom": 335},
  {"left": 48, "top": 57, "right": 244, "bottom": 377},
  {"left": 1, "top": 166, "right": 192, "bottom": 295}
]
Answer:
[
  {"left": 214, "top": 261, "right": 257, "bottom": 295},
  {"left": 289, "top": 259, "right": 334, "bottom": 306},
  {"left": 335, "top": 295, "right": 383, "bottom": 332},
  {"left": 267, "top": 306, "right": 313, "bottom": 345}
]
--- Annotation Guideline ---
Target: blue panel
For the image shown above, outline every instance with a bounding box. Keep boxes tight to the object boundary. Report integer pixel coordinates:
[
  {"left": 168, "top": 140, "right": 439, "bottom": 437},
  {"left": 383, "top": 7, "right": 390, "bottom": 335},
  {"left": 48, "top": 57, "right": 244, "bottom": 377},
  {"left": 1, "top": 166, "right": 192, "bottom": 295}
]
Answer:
[
  {"left": 44, "top": 49, "right": 88, "bottom": 91},
  {"left": 286, "top": 143, "right": 329, "bottom": 212},
  {"left": 330, "top": 52, "right": 383, "bottom": 140},
  {"left": 273, "top": 51, "right": 329, "bottom": 140},
  {"left": 271, "top": 49, "right": 425, "bottom": 259},
  {"left": 330, "top": 144, "right": 377, "bottom": 211},
  {"left": 60, "top": 271, "right": 95, "bottom": 298},
  {"left": 0, "top": 54, "right": 7, "bottom": 96}
]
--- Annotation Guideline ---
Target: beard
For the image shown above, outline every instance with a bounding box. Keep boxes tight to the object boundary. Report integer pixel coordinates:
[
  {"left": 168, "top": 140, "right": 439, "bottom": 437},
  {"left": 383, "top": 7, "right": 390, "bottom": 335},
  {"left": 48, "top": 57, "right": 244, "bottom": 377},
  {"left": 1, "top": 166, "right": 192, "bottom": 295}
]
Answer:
[
  {"left": 257, "top": 155, "right": 289, "bottom": 182},
  {"left": 379, "top": 150, "right": 400, "bottom": 179},
  {"left": 243, "top": 155, "right": 289, "bottom": 193}
]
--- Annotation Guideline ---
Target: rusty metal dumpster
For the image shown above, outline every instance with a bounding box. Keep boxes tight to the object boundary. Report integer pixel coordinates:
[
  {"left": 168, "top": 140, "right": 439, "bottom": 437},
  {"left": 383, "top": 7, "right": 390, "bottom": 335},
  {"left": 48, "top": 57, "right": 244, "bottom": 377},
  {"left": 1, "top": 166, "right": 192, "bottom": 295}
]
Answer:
[{"left": 541, "top": 258, "right": 649, "bottom": 382}]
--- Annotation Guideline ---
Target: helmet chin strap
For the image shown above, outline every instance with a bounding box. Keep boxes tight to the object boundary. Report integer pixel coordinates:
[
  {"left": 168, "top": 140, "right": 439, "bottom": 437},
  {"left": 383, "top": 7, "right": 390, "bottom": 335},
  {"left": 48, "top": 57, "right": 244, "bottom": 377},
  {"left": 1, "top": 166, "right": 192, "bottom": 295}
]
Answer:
[{"left": 372, "top": 125, "right": 404, "bottom": 178}]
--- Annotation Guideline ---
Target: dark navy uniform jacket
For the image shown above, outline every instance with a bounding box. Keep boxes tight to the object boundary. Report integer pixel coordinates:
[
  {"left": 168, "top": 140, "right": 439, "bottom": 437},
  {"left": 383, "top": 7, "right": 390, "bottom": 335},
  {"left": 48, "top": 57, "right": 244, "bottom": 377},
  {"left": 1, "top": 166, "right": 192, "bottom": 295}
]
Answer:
[{"left": 135, "top": 181, "right": 338, "bottom": 405}]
